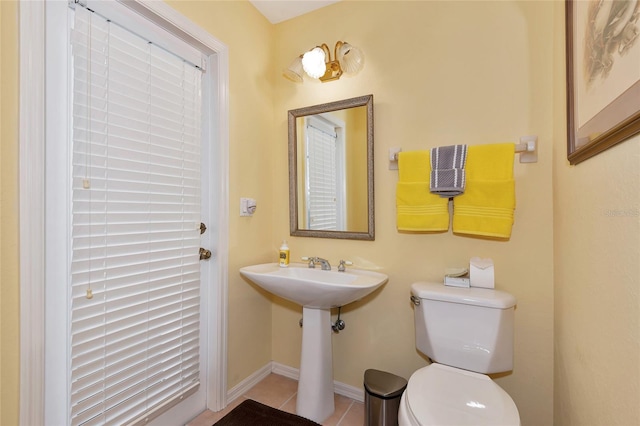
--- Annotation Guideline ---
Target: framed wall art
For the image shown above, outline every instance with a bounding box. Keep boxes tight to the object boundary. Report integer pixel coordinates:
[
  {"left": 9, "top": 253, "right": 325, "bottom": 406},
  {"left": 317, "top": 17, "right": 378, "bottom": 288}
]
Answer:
[{"left": 566, "top": 0, "right": 640, "bottom": 165}]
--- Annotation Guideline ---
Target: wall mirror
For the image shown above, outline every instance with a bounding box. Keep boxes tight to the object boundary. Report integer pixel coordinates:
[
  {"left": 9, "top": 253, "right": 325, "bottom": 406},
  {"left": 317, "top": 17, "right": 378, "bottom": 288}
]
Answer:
[{"left": 288, "top": 94, "right": 374, "bottom": 240}]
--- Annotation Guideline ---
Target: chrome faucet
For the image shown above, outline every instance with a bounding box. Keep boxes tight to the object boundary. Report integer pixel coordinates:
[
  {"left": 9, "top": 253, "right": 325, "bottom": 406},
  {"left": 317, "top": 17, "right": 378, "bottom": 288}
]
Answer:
[{"left": 305, "top": 257, "right": 331, "bottom": 271}]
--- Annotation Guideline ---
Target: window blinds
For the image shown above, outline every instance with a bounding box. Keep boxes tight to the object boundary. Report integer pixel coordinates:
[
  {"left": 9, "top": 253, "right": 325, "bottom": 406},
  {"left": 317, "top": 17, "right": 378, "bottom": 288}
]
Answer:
[
  {"left": 70, "top": 6, "right": 202, "bottom": 425},
  {"left": 305, "top": 119, "right": 338, "bottom": 231}
]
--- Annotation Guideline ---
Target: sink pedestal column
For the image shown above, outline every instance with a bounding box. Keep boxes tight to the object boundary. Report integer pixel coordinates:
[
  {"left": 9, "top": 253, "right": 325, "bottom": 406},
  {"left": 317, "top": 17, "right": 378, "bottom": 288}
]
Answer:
[{"left": 296, "top": 307, "right": 334, "bottom": 423}]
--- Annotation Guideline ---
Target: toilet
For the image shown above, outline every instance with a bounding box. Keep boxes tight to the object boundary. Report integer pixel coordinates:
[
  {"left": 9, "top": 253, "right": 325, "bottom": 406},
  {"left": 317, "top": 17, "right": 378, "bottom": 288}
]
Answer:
[{"left": 398, "top": 282, "right": 520, "bottom": 425}]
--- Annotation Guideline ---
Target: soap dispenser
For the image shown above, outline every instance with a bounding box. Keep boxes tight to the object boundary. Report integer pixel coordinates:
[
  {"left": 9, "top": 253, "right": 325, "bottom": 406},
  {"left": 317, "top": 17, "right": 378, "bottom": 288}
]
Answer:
[{"left": 279, "top": 240, "right": 290, "bottom": 267}]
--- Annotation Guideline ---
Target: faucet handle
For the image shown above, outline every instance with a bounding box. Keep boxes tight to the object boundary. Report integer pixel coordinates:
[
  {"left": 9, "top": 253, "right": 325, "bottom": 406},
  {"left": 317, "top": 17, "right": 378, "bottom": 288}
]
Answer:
[
  {"left": 338, "top": 260, "right": 353, "bottom": 272},
  {"left": 301, "top": 256, "right": 316, "bottom": 268}
]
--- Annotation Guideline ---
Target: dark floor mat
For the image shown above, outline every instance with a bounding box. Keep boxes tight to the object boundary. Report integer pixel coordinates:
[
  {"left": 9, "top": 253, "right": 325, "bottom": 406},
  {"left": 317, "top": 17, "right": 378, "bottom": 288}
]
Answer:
[{"left": 213, "top": 399, "right": 320, "bottom": 426}]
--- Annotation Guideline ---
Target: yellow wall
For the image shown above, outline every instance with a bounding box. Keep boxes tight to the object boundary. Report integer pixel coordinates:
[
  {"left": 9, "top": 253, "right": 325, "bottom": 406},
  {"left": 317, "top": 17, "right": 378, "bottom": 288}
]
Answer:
[
  {"left": 553, "top": 134, "right": 640, "bottom": 426},
  {"left": 1, "top": 4, "right": 3, "bottom": 421},
  {"left": 2, "top": 1, "right": 638, "bottom": 425},
  {"left": 345, "top": 107, "right": 368, "bottom": 231},
  {"left": 1, "top": 1, "right": 20, "bottom": 425},
  {"left": 273, "top": 2, "right": 554, "bottom": 424},
  {"left": 552, "top": 3, "right": 640, "bottom": 425}
]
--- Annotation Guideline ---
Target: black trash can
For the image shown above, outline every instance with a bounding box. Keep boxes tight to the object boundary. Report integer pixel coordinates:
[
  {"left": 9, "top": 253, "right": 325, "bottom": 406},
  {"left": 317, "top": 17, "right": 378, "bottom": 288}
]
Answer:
[{"left": 364, "top": 369, "right": 408, "bottom": 426}]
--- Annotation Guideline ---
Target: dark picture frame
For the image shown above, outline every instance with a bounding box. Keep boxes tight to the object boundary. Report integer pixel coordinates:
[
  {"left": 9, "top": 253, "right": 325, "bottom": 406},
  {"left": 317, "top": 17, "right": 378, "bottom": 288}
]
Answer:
[{"left": 566, "top": 0, "right": 640, "bottom": 165}]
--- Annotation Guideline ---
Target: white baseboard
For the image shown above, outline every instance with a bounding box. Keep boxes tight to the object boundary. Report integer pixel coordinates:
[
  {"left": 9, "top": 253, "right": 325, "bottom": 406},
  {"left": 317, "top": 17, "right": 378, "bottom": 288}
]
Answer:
[
  {"left": 227, "top": 362, "right": 365, "bottom": 404},
  {"left": 333, "top": 380, "right": 365, "bottom": 403},
  {"left": 226, "top": 363, "right": 272, "bottom": 404},
  {"left": 270, "top": 362, "right": 299, "bottom": 381}
]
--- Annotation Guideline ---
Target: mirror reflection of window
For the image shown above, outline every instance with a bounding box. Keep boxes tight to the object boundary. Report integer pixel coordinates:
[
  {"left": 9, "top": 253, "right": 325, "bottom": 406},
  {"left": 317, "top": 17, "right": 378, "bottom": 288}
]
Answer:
[
  {"left": 288, "top": 94, "right": 374, "bottom": 240},
  {"left": 303, "top": 114, "right": 346, "bottom": 231}
]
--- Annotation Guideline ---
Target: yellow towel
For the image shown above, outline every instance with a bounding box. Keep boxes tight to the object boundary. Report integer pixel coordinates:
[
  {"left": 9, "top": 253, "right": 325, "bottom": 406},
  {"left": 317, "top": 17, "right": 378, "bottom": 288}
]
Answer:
[
  {"left": 397, "top": 151, "right": 449, "bottom": 232},
  {"left": 398, "top": 150, "right": 430, "bottom": 182},
  {"left": 453, "top": 143, "right": 515, "bottom": 239}
]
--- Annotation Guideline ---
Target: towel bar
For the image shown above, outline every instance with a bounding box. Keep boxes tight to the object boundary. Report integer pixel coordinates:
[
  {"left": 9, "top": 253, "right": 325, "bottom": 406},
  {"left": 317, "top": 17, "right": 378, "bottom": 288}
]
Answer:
[{"left": 389, "top": 135, "right": 537, "bottom": 170}]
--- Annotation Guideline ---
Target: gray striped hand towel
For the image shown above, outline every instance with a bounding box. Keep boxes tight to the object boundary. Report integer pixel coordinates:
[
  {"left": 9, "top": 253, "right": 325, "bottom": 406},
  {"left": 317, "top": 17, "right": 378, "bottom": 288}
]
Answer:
[{"left": 430, "top": 144, "right": 468, "bottom": 197}]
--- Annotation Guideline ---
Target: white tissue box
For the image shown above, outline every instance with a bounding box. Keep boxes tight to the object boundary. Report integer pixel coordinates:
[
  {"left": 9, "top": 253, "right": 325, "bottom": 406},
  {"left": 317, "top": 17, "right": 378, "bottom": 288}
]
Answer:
[{"left": 470, "top": 257, "right": 495, "bottom": 289}]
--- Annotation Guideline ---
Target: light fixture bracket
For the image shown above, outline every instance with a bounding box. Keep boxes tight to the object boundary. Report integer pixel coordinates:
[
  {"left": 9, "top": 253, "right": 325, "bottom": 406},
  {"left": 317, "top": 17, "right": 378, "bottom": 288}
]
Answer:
[
  {"left": 319, "top": 60, "right": 343, "bottom": 82},
  {"left": 285, "top": 40, "right": 363, "bottom": 83}
]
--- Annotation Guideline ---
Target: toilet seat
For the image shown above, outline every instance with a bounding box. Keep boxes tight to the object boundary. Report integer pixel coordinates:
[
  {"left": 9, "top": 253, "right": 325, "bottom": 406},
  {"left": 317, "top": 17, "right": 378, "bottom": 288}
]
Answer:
[{"left": 401, "top": 363, "right": 520, "bottom": 426}]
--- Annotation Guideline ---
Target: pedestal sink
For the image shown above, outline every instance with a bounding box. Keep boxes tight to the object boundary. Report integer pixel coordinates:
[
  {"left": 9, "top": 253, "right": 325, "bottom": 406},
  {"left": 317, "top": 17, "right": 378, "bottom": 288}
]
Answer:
[{"left": 240, "top": 262, "right": 388, "bottom": 423}]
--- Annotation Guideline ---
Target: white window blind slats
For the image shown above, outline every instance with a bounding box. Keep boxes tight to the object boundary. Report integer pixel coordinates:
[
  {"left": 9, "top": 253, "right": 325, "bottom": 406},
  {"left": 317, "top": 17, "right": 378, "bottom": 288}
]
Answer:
[
  {"left": 71, "top": 350, "right": 200, "bottom": 425},
  {"left": 70, "top": 286, "right": 199, "bottom": 336},
  {"left": 71, "top": 238, "right": 199, "bottom": 262},
  {"left": 68, "top": 289, "right": 201, "bottom": 372},
  {"left": 70, "top": 249, "right": 200, "bottom": 277},
  {"left": 70, "top": 5, "right": 203, "bottom": 425},
  {"left": 70, "top": 254, "right": 200, "bottom": 285},
  {"left": 72, "top": 99, "right": 202, "bottom": 145},
  {"left": 306, "top": 121, "right": 338, "bottom": 230},
  {"left": 70, "top": 325, "right": 199, "bottom": 391},
  {"left": 72, "top": 106, "right": 202, "bottom": 152},
  {"left": 70, "top": 294, "right": 199, "bottom": 342},
  {"left": 70, "top": 179, "right": 200, "bottom": 198},
  {"left": 71, "top": 238, "right": 200, "bottom": 261},
  {"left": 70, "top": 320, "right": 199, "bottom": 395},
  {"left": 70, "top": 137, "right": 201, "bottom": 178},
  {"left": 70, "top": 232, "right": 200, "bottom": 255},
  {"left": 69, "top": 287, "right": 199, "bottom": 333}
]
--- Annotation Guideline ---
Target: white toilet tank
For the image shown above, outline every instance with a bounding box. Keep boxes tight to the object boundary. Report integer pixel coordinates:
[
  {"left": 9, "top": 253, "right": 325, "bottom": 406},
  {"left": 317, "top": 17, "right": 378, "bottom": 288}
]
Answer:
[{"left": 411, "top": 282, "right": 516, "bottom": 374}]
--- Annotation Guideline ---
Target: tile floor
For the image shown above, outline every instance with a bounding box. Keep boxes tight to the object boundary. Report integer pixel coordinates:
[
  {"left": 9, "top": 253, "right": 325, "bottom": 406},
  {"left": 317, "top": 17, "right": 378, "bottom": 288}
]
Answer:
[{"left": 186, "top": 373, "right": 364, "bottom": 426}]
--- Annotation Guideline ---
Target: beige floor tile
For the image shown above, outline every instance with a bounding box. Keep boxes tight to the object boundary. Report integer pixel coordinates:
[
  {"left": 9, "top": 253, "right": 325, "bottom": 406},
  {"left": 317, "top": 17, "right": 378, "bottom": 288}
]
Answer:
[
  {"left": 185, "top": 409, "right": 216, "bottom": 426},
  {"left": 243, "top": 373, "right": 299, "bottom": 408},
  {"left": 278, "top": 392, "right": 346, "bottom": 425},
  {"left": 186, "top": 373, "right": 364, "bottom": 426},
  {"left": 321, "top": 394, "right": 354, "bottom": 426},
  {"left": 186, "top": 397, "right": 246, "bottom": 426},
  {"left": 279, "top": 392, "right": 298, "bottom": 414},
  {"left": 338, "top": 401, "right": 364, "bottom": 426}
]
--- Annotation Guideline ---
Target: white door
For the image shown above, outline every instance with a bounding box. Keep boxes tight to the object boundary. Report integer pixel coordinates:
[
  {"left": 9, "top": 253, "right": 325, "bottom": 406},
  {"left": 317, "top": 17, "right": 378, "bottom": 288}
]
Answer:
[{"left": 43, "top": 2, "right": 226, "bottom": 425}]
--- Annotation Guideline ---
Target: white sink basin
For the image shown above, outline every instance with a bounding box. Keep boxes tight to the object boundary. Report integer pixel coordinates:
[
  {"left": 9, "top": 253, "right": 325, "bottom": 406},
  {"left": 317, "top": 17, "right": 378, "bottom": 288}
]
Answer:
[
  {"left": 240, "top": 262, "right": 388, "bottom": 422},
  {"left": 240, "top": 262, "right": 388, "bottom": 309}
]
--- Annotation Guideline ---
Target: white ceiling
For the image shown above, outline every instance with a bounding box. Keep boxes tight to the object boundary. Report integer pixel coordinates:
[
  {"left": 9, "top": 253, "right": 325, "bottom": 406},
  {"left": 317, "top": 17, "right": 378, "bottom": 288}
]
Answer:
[{"left": 249, "top": 0, "right": 341, "bottom": 24}]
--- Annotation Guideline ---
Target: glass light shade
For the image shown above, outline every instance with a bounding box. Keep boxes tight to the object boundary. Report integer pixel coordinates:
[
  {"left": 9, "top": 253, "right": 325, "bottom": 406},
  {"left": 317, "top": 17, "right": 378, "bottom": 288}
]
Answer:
[
  {"left": 283, "top": 56, "right": 304, "bottom": 83},
  {"left": 338, "top": 43, "right": 364, "bottom": 74},
  {"left": 302, "top": 47, "right": 327, "bottom": 79}
]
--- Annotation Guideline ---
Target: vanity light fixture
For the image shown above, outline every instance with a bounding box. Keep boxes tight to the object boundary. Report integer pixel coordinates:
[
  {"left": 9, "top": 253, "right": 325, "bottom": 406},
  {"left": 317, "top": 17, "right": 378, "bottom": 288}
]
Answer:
[{"left": 283, "top": 41, "right": 364, "bottom": 83}]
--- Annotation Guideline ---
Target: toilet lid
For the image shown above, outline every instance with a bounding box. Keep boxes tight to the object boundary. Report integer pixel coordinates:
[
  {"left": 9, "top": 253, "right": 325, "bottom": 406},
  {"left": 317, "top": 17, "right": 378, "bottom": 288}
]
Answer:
[{"left": 406, "top": 364, "right": 520, "bottom": 426}]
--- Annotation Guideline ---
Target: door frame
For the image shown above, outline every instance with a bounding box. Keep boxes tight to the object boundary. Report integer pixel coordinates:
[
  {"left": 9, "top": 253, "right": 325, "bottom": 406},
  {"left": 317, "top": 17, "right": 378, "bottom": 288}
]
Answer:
[{"left": 18, "top": 1, "right": 229, "bottom": 424}]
